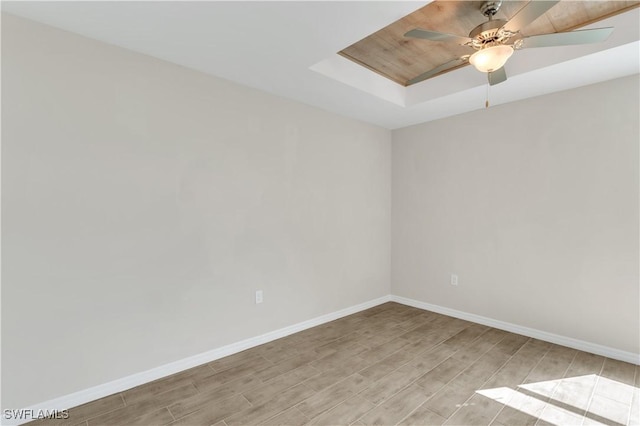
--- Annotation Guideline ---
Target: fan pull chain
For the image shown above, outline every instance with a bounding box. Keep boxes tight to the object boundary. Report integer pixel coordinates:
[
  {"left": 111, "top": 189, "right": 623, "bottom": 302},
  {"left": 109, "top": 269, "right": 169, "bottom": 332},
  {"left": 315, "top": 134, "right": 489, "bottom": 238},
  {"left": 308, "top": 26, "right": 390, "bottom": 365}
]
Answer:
[{"left": 485, "top": 82, "right": 490, "bottom": 108}]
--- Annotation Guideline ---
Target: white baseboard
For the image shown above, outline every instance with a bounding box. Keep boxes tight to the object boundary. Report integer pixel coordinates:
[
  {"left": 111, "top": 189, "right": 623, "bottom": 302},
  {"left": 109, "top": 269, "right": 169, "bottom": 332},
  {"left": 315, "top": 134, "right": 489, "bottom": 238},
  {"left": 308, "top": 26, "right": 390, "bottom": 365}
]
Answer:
[
  {"left": 6, "top": 295, "right": 392, "bottom": 426},
  {"left": 390, "top": 295, "right": 640, "bottom": 365}
]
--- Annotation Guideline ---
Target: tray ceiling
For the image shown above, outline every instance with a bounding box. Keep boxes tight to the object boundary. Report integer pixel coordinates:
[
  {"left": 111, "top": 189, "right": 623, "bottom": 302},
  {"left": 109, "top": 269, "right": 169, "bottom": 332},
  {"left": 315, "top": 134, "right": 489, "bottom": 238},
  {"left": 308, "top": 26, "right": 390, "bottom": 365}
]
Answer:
[{"left": 340, "top": 1, "right": 639, "bottom": 86}]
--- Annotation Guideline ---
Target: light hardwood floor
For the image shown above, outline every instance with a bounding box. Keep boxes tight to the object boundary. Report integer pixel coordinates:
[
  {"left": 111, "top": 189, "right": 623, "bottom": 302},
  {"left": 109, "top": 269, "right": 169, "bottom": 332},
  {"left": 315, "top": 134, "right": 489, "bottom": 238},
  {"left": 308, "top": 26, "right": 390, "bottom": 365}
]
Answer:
[{"left": 30, "top": 302, "right": 639, "bottom": 426}]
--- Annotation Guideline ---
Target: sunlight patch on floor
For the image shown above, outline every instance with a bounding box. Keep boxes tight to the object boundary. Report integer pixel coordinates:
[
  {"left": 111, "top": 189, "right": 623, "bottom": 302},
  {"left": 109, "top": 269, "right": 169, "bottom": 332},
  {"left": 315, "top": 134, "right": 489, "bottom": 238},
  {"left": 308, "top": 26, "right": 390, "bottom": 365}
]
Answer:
[{"left": 477, "top": 374, "right": 640, "bottom": 426}]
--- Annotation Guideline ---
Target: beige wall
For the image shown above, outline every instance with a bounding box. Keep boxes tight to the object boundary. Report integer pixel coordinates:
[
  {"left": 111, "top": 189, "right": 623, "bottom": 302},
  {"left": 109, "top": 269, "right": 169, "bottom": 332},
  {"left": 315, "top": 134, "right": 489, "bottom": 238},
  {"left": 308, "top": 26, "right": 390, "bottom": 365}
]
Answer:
[
  {"left": 1, "top": 14, "right": 391, "bottom": 409},
  {"left": 392, "top": 75, "right": 639, "bottom": 354}
]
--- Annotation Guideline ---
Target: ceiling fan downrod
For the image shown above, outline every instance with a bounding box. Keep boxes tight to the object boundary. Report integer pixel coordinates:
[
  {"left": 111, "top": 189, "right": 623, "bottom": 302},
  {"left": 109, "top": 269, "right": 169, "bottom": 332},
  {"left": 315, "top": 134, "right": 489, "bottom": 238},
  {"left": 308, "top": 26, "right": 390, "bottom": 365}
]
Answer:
[{"left": 480, "top": 1, "right": 502, "bottom": 20}]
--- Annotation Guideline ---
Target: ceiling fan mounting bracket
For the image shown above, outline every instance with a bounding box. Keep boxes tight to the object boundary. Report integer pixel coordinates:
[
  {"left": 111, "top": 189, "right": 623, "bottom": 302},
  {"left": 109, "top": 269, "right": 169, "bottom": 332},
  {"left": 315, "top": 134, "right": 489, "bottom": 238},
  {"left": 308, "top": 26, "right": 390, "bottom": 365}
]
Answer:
[{"left": 480, "top": 1, "right": 503, "bottom": 19}]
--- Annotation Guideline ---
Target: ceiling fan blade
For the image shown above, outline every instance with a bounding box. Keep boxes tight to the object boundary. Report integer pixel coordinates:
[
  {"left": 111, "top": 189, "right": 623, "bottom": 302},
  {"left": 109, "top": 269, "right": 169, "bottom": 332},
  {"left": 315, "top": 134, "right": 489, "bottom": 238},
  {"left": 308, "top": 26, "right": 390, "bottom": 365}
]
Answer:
[
  {"left": 407, "top": 57, "right": 468, "bottom": 86},
  {"left": 522, "top": 27, "right": 614, "bottom": 48},
  {"left": 404, "top": 28, "right": 472, "bottom": 45},
  {"left": 501, "top": 1, "right": 559, "bottom": 34},
  {"left": 488, "top": 67, "right": 507, "bottom": 86}
]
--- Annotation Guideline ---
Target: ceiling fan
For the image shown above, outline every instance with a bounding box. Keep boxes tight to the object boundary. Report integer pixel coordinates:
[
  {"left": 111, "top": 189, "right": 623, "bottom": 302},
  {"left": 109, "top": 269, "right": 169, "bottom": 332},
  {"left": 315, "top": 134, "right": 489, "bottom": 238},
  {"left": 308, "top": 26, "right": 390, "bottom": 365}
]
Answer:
[{"left": 404, "top": 0, "right": 614, "bottom": 86}]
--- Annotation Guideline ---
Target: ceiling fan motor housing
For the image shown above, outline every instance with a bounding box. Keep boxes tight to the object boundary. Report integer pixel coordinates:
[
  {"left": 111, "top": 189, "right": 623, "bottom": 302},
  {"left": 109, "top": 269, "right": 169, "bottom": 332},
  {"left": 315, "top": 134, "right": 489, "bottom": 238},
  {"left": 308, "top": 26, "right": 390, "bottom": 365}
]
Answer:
[{"left": 469, "top": 19, "right": 512, "bottom": 49}]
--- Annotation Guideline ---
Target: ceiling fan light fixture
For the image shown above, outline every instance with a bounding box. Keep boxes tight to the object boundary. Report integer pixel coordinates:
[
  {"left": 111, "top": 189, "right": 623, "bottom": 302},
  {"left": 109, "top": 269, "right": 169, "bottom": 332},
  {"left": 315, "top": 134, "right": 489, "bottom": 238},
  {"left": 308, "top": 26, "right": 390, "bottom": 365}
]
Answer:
[{"left": 469, "top": 45, "right": 514, "bottom": 73}]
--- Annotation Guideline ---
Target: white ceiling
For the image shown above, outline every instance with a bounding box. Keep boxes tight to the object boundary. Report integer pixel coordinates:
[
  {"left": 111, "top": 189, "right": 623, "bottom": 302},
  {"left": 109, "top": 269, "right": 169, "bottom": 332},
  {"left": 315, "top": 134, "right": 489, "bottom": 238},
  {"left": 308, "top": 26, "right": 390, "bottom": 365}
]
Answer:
[{"left": 3, "top": 1, "right": 639, "bottom": 129}]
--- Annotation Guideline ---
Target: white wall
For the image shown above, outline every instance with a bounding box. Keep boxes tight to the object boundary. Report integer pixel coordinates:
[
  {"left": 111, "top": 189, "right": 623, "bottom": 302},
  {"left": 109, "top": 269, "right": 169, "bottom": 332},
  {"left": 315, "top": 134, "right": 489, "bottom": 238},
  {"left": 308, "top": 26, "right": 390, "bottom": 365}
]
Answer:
[
  {"left": 1, "top": 14, "right": 391, "bottom": 409},
  {"left": 392, "top": 75, "right": 639, "bottom": 355}
]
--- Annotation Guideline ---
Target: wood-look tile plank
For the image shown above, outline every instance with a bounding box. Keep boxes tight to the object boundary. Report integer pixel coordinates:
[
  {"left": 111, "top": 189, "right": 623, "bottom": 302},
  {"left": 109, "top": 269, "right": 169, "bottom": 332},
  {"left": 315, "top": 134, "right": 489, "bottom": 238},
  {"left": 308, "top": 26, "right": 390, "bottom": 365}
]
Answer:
[
  {"left": 413, "top": 356, "right": 468, "bottom": 390},
  {"left": 306, "top": 394, "right": 375, "bottom": 426},
  {"left": 209, "top": 372, "right": 265, "bottom": 394},
  {"left": 193, "top": 357, "right": 270, "bottom": 391},
  {"left": 601, "top": 358, "right": 637, "bottom": 386},
  {"left": 352, "top": 325, "right": 408, "bottom": 349},
  {"left": 536, "top": 402, "right": 585, "bottom": 426},
  {"left": 449, "top": 328, "right": 506, "bottom": 364},
  {"left": 395, "top": 312, "right": 435, "bottom": 331},
  {"left": 524, "top": 344, "right": 577, "bottom": 385},
  {"left": 296, "top": 374, "right": 370, "bottom": 420},
  {"left": 251, "top": 364, "right": 287, "bottom": 382},
  {"left": 173, "top": 364, "right": 217, "bottom": 381},
  {"left": 313, "top": 333, "right": 361, "bottom": 358},
  {"left": 564, "top": 350, "right": 604, "bottom": 378},
  {"left": 422, "top": 348, "right": 510, "bottom": 418},
  {"left": 359, "top": 384, "right": 429, "bottom": 425},
  {"left": 271, "top": 350, "right": 318, "bottom": 374},
  {"left": 403, "top": 335, "right": 447, "bottom": 358},
  {"left": 357, "top": 338, "right": 411, "bottom": 366},
  {"left": 504, "top": 384, "right": 551, "bottom": 425},
  {"left": 284, "top": 364, "right": 320, "bottom": 381},
  {"left": 360, "top": 365, "right": 425, "bottom": 405},
  {"left": 27, "top": 416, "right": 92, "bottom": 426},
  {"left": 310, "top": 342, "right": 369, "bottom": 372},
  {"left": 225, "top": 383, "right": 315, "bottom": 426},
  {"left": 593, "top": 374, "right": 634, "bottom": 405},
  {"left": 493, "top": 405, "right": 540, "bottom": 426},
  {"left": 451, "top": 349, "right": 510, "bottom": 393},
  {"left": 483, "top": 339, "right": 551, "bottom": 390},
  {"left": 550, "top": 373, "right": 597, "bottom": 413},
  {"left": 398, "top": 403, "right": 446, "bottom": 426},
  {"left": 132, "top": 408, "right": 174, "bottom": 426},
  {"left": 169, "top": 395, "right": 251, "bottom": 425},
  {"left": 441, "top": 324, "right": 489, "bottom": 348},
  {"left": 89, "top": 384, "right": 197, "bottom": 426},
  {"left": 405, "top": 343, "right": 457, "bottom": 373},
  {"left": 169, "top": 377, "right": 260, "bottom": 419},
  {"left": 399, "top": 324, "right": 448, "bottom": 344},
  {"left": 124, "top": 364, "right": 213, "bottom": 403},
  {"left": 302, "top": 357, "right": 366, "bottom": 393},
  {"left": 444, "top": 392, "right": 507, "bottom": 426},
  {"left": 421, "top": 383, "right": 473, "bottom": 419},
  {"left": 628, "top": 379, "right": 639, "bottom": 426},
  {"left": 358, "top": 348, "right": 417, "bottom": 382},
  {"left": 493, "top": 333, "right": 529, "bottom": 356},
  {"left": 242, "top": 370, "right": 306, "bottom": 406},
  {"left": 261, "top": 407, "right": 308, "bottom": 426},
  {"left": 255, "top": 341, "right": 303, "bottom": 364},
  {"left": 361, "top": 344, "right": 454, "bottom": 405},
  {"left": 209, "top": 350, "right": 266, "bottom": 372}
]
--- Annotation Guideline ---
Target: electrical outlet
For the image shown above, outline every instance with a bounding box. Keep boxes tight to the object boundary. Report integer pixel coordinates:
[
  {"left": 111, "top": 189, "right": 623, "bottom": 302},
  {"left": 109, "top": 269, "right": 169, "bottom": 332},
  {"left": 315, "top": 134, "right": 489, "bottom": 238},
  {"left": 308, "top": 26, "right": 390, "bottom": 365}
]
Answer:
[
  {"left": 255, "top": 290, "right": 263, "bottom": 304},
  {"left": 450, "top": 274, "right": 458, "bottom": 286}
]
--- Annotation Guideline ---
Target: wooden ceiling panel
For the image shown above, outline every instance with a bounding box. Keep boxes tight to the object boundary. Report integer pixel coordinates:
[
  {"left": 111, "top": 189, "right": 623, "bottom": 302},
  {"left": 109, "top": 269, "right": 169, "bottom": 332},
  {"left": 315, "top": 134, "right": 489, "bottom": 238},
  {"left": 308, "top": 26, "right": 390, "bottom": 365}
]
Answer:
[
  {"left": 544, "top": 2, "right": 591, "bottom": 32},
  {"left": 582, "top": 1, "right": 639, "bottom": 22},
  {"left": 339, "top": 0, "right": 639, "bottom": 86}
]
